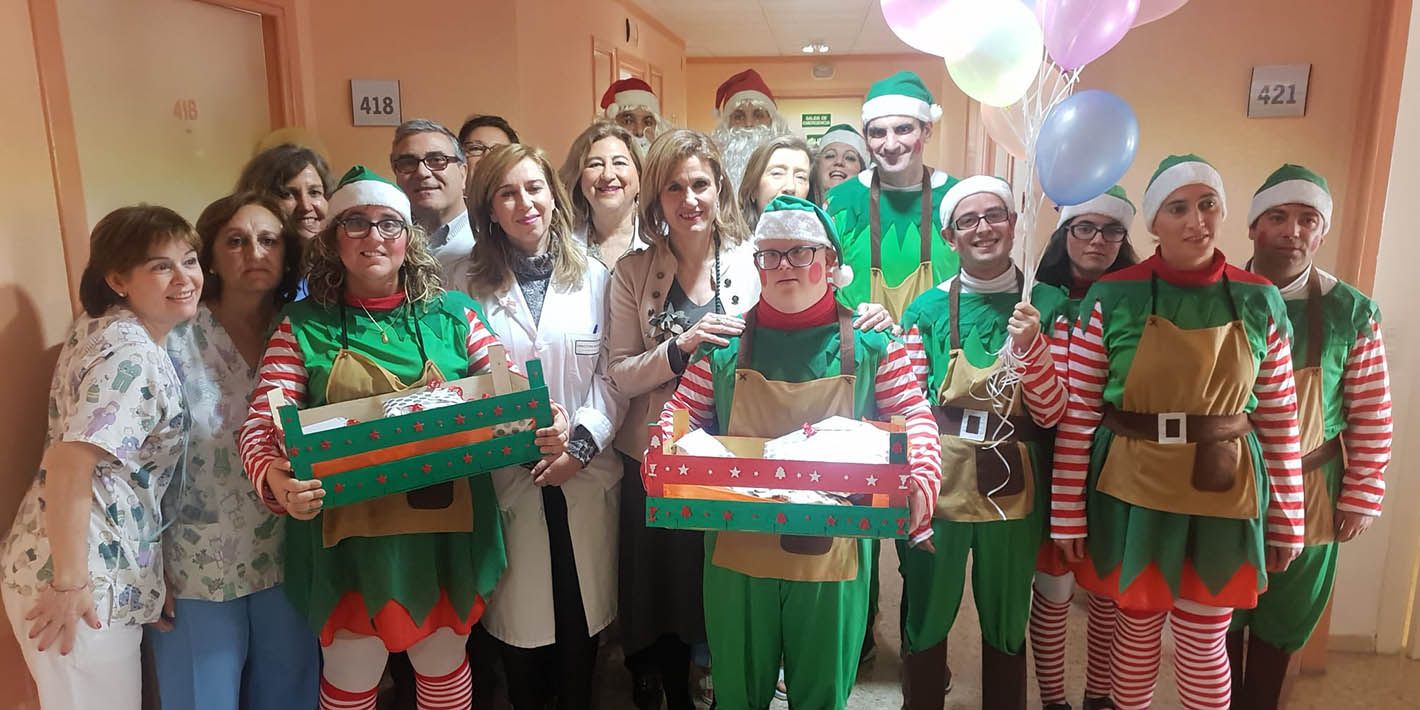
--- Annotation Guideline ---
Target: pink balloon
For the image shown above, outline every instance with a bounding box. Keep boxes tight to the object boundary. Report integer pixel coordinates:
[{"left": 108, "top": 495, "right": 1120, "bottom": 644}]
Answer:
[
  {"left": 1133, "top": 0, "right": 1189, "bottom": 26},
  {"left": 981, "top": 105, "right": 1028, "bottom": 159},
  {"left": 1038, "top": 0, "right": 1140, "bottom": 70},
  {"left": 881, "top": 0, "right": 956, "bottom": 58}
]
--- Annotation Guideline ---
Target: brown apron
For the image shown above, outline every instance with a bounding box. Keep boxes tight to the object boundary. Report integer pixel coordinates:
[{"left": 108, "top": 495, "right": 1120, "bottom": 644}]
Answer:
[
  {"left": 869, "top": 167, "right": 936, "bottom": 321},
  {"left": 319, "top": 301, "right": 475, "bottom": 547},
  {"left": 933, "top": 272, "right": 1039, "bottom": 522},
  {"left": 1296, "top": 270, "right": 1339, "bottom": 546},
  {"left": 1096, "top": 275, "right": 1260, "bottom": 519},
  {"left": 711, "top": 309, "right": 861, "bottom": 582}
]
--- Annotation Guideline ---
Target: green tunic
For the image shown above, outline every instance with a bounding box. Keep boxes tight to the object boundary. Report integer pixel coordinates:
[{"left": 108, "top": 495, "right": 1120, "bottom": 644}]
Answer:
[
  {"left": 825, "top": 170, "right": 959, "bottom": 311},
  {"left": 895, "top": 282, "right": 1049, "bottom": 655},
  {"left": 1080, "top": 263, "right": 1289, "bottom": 609},
  {"left": 280, "top": 292, "right": 507, "bottom": 641},
  {"left": 698, "top": 319, "right": 889, "bottom": 710},
  {"left": 1232, "top": 273, "right": 1380, "bottom": 652}
]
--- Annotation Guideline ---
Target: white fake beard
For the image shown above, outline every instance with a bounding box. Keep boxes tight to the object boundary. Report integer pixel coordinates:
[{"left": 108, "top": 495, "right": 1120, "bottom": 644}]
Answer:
[
  {"left": 712, "top": 124, "right": 779, "bottom": 191},
  {"left": 631, "top": 132, "right": 652, "bottom": 153}
]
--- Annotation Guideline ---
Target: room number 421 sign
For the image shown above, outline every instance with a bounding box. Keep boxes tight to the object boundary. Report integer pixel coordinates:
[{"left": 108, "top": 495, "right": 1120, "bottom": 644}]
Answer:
[{"left": 1248, "top": 64, "right": 1310, "bottom": 119}]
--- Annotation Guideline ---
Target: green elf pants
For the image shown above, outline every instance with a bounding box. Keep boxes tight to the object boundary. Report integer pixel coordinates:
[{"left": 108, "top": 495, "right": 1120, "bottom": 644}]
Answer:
[
  {"left": 897, "top": 515, "right": 1040, "bottom": 655},
  {"left": 1230, "top": 542, "right": 1339, "bottom": 653},
  {"left": 703, "top": 534, "right": 872, "bottom": 710}
]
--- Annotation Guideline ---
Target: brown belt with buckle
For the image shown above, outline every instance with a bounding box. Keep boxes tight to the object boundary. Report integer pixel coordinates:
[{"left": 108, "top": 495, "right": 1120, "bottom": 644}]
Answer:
[
  {"left": 1300, "top": 436, "right": 1342, "bottom": 472},
  {"left": 1101, "top": 405, "right": 1252, "bottom": 443},
  {"left": 935, "top": 405, "right": 1045, "bottom": 442}
]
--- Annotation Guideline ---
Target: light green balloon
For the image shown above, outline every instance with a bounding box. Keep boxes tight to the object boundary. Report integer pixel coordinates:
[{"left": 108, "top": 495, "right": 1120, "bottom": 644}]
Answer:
[{"left": 943, "top": 0, "right": 1045, "bottom": 108}]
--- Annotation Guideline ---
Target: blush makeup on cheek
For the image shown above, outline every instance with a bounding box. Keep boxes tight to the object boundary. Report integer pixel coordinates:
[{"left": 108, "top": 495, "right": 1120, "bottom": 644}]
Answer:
[
  {"left": 808, "top": 263, "right": 824, "bottom": 284},
  {"left": 758, "top": 269, "right": 770, "bottom": 286}
]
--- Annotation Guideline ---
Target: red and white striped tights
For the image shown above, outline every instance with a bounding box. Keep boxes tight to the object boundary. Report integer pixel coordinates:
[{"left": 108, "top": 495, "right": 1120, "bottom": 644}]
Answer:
[
  {"left": 1110, "top": 600, "right": 1233, "bottom": 710},
  {"left": 317, "top": 628, "right": 473, "bottom": 710},
  {"left": 1030, "top": 573, "right": 1118, "bottom": 705}
]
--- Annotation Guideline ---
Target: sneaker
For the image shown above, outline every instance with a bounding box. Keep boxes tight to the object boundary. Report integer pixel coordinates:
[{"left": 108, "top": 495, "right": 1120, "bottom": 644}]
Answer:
[
  {"left": 694, "top": 667, "right": 714, "bottom": 710},
  {"left": 774, "top": 667, "right": 788, "bottom": 702}
]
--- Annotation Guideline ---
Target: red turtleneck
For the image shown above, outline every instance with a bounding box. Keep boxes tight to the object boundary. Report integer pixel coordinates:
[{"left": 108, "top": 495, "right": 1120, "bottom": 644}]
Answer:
[
  {"left": 756, "top": 288, "right": 838, "bottom": 330},
  {"left": 343, "top": 291, "right": 406, "bottom": 311}
]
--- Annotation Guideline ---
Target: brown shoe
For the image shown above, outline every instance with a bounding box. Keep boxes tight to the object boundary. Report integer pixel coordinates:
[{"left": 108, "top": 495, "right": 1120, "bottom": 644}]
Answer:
[
  {"left": 901, "top": 640, "right": 948, "bottom": 710},
  {"left": 980, "top": 641, "right": 1027, "bottom": 710},
  {"left": 1234, "top": 634, "right": 1292, "bottom": 710}
]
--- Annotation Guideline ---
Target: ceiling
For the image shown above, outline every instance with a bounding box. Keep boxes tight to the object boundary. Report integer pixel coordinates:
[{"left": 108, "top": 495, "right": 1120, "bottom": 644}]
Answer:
[{"left": 629, "top": 0, "right": 915, "bottom": 57}]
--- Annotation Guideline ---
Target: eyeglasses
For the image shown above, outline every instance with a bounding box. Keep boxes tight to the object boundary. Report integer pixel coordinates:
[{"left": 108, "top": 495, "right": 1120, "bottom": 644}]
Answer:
[
  {"left": 461, "top": 142, "right": 498, "bottom": 159},
  {"left": 953, "top": 208, "right": 1011, "bottom": 232},
  {"left": 753, "top": 245, "right": 823, "bottom": 270},
  {"left": 390, "top": 153, "right": 462, "bottom": 175},
  {"left": 1068, "top": 222, "right": 1129, "bottom": 244},
  {"left": 338, "top": 216, "right": 408, "bottom": 240}
]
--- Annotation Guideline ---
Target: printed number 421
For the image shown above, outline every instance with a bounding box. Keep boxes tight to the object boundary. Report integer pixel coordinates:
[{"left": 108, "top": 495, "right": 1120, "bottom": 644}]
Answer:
[{"left": 1256, "top": 83, "right": 1298, "bottom": 105}]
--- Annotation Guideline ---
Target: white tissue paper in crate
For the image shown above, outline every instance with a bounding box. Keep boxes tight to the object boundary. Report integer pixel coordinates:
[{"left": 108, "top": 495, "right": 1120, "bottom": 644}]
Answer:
[
  {"left": 674, "top": 429, "right": 736, "bottom": 457},
  {"left": 381, "top": 385, "right": 466, "bottom": 418},
  {"left": 762, "top": 416, "right": 890, "bottom": 464}
]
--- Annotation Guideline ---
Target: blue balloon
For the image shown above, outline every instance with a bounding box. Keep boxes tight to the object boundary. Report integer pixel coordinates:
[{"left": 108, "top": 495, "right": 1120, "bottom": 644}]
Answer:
[{"left": 1035, "top": 90, "right": 1140, "bottom": 206}]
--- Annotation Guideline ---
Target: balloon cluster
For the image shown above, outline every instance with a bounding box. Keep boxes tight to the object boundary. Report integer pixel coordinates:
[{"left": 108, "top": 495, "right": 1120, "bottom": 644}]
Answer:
[{"left": 882, "top": 0, "right": 1187, "bottom": 209}]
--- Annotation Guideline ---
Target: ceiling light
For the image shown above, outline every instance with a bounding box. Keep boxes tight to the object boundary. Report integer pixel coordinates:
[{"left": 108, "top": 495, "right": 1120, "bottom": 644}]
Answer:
[{"left": 801, "top": 41, "right": 829, "bottom": 54}]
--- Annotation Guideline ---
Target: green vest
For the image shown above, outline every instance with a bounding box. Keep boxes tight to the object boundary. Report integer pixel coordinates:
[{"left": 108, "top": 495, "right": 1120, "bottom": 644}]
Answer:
[{"left": 1283, "top": 278, "right": 1381, "bottom": 441}]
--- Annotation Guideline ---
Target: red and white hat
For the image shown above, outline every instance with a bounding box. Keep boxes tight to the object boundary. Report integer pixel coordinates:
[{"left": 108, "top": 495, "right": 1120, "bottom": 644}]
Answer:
[
  {"left": 600, "top": 78, "right": 659, "bottom": 119},
  {"left": 715, "top": 69, "right": 776, "bottom": 116}
]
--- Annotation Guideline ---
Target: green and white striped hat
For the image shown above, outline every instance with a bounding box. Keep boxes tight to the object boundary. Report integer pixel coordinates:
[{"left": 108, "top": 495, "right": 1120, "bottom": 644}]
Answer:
[
  {"left": 1248, "top": 164, "right": 1333, "bottom": 235},
  {"left": 1058, "top": 185, "right": 1135, "bottom": 228},
  {"left": 1141, "top": 154, "right": 1226, "bottom": 234}
]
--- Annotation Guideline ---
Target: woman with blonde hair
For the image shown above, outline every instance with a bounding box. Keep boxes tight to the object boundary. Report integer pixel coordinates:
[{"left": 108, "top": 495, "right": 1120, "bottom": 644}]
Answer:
[
  {"left": 559, "top": 120, "right": 648, "bottom": 266},
  {"left": 450, "top": 143, "right": 621, "bottom": 708},
  {"left": 238, "top": 165, "right": 568, "bottom": 710}
]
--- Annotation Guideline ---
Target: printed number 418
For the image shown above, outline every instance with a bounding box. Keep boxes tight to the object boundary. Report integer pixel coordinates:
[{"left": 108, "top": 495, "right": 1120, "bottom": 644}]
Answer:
[{"left": 360, "top": 96, "right": 395, "bottom": 115}]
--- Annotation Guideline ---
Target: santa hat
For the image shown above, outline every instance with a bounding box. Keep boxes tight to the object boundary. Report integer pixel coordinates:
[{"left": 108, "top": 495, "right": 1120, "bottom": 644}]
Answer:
[
  {"left": 601, "top": 78, "right": 659, "bottom": 119},
  {"left": 754, "top": 195, "right": 854, "bottom": 288},
  {"left": 715, "top": 69, "right": 776, "bottom": 115},
  {"left": 1142, "top": 154, "right": 1227, "bottom": 234},
  {"left": 327, "top": 165, "right": 411, "bottom": 224},
  {"left": 1248, "top": 164, "right": 1333, "bottom": 235},
  {"left": 816, "top": 124, "right": 871, "bottom": 166},
  {"left": 862, "top": 71, "right": 943, "bottom": 126},
  {"left": 939, "top": 175, "right": 1014, "bottom": 229},
  {"left": 1058, "top": 184, "right": 1136, "bottom": 229}
]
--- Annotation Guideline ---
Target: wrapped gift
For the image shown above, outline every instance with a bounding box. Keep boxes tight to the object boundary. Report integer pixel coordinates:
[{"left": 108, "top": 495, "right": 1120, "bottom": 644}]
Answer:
[
  {"left": 270, "top": 346, "right": 553, "bottom": 508},
  {"left": 641, "top": 410, "right": 913, "bottom": 540}
]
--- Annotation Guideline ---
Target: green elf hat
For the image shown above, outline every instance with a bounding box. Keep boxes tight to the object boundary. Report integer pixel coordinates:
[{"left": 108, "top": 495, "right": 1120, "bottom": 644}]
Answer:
[
  {"left": 817, "top": 123, "right": 871, "bottom": 167},
  {"left": 1141, "top": 154, "right": 1227, "bottom": 234},
  {"left": 326, "top": 165, "right": 412, "bottom": 224},
  {"left": 1248, "top": 163, "right": 1333, "bottom": 235},
  {"left": 754, "top": 194, "right": 854, "bottom": 288},
  {"left": 939, "top": 175, "right": 1014, "bottom": 229},
  {"left": 1058, "top": 184, "right": 1136, "bottom": 229},
  {"left": 862, "top": 70, "right": 943, "bottom": 127}
]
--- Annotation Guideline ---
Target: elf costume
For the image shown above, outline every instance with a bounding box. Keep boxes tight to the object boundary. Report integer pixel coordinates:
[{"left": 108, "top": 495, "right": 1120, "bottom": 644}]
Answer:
[
  {"left": 1228, "top": 165, "right": 1391, "bottom": 707},
  {"left": 1028, "top": 184, "right": 1137, "bottom": 710},
  {"left": 898, "top": 177, "right": 1068, "bottom": 710},
  {"left": 1049, "top": 156, "right": 1306, "bottom": 710},
  {"left": 658, "top": 196, "right": 942, "bottom": 710},
  {"left": 826, "top": 71, "right": 959, "bottom": 319},
  {"left": 239, "top": 167, "right": 507, "bottom": 710}
]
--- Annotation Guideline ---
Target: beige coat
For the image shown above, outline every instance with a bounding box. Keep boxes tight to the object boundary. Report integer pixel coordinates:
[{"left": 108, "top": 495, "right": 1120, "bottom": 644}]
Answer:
[{"left": 607, "top": 236, "right": 760, "bottom": 460}]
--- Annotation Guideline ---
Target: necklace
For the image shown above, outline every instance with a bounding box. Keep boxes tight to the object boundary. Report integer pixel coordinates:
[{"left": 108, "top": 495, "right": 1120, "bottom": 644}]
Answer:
[{"left": 358, "top": 301, "right": 391, "bottom": 344}]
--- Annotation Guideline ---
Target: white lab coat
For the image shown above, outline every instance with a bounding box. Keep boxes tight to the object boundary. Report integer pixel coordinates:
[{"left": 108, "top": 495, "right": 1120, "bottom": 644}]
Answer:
[{"left": 450, "top": 255, "right": 623, "bottom": 648}]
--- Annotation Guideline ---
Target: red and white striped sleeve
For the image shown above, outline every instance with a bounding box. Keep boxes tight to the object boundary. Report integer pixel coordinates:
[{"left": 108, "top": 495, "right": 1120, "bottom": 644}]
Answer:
[
  {"left": 1250, "top": 317, "right": 1305, "bottom": 550},
  {"left": 1017, "top": 332, "right": 1067, "bottom": 428},
  {"left": 464, "top": 306, "right": 499, "bottom": 375},
  {"left": 657, "top": 356, "right": 718, "bottom": 444},
  {"left": 239, "top": 318, "right": 306, "bottom": 514},
  {"left": 1048, "top": 315, "right": 1071, "bottom": 381},
  {"left": 1051, "top": 304, "right": 1107, "bottom": 540},
  {"left": 1337, "top": 320, "right": 1391, "bottom": 516},
  {"left": 903, "top": 324, "right": 930, "bottom": 393},
  {"left": 873, "top": 339, "right": 941, "bottom": 543}
]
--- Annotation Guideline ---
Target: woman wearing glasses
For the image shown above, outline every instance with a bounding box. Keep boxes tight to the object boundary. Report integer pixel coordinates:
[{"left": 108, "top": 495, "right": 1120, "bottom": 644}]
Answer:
[
  {"left": 605, "top": 129, "right": 759, "bottom": 710},
  {"left": 1027, "top": 186, "right": 1139, "bottom": 710},
  {"left": 1, "top": 206, "right": 202, "bottom": 710},
  {"left": 1050, "top": 156, "right": 1303, "bottom": 710},
  {"left": 238, "top": 166, "right": 569, "bottom": 710}
]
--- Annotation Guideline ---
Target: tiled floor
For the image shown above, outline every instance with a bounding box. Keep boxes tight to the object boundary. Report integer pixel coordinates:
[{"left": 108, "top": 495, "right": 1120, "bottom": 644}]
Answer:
[{"left": 594, "top": 541, "right": 1420, "bottom": 708}]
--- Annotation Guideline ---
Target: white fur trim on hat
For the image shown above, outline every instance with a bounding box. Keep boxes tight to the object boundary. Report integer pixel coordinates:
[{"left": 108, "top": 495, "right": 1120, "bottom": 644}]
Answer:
[
  {"left": 816, "top": 128, "right": 870, "bottom": 167},
  {"left": 1247, "top": 180, "right": 1333, "bottom": 236},
  {"left": 939, "top": 176, "right": 1014, "bottom": 229},
  {"left": 1142, "top": 163, "right": 1227, "bottom": 234},
  {"left": 830, "top": 264, "right": 854, "bottom": 288},
  {"left": 1059, "top": 194, "right": 1135, "bottom": 229},
  {"left": 718, "top": 90, "right": 775, "bottom": 117},
  {"left": 328, "top": 180, "right": 412, "bottom": 224},
  {"left": 754, "top": 210, "right": 832, "bottom": 249},
  {"left": 605, "top": 89, "right": 660, "bottom": 119},
  {"left": 861, "top": 95, "right": 943, "bottom": 126}
]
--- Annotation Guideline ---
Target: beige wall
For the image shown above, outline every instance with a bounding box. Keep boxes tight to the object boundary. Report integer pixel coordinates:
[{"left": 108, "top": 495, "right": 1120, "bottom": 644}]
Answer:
[
  {"left": 306, "top": 0, "right": 686, "bottom": 174},
  {"left": 0, "top": 1, "right": 74, "bottom": 706}
]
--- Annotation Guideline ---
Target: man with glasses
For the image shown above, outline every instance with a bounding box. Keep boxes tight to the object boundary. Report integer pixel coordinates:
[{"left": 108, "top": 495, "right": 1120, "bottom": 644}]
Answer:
[
  {"left": 390, "top": 119, "right": 470, "bottom": 270},
  {"left": 457, "top": 114, "right": 520, "bottom": 172},
  {"left": 898, "top": 176, "right": 1068, "bottom": 710}
]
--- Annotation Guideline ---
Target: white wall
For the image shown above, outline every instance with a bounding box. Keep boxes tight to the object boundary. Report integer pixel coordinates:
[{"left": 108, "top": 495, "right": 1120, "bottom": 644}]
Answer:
[{"left": 1330, "top": 2, "right": 1420, "bottom": 655}]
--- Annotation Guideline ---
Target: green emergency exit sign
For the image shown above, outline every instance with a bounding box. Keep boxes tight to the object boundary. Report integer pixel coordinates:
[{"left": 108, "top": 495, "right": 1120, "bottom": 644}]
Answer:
[{"left": 801, "top": 113, "right": 832, "bottom": 128}]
